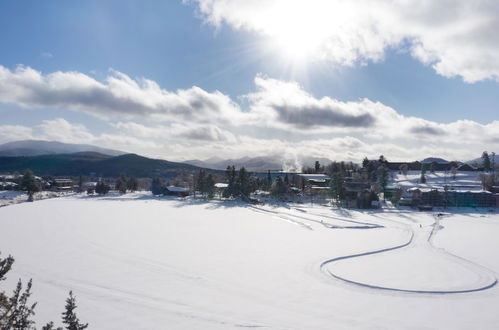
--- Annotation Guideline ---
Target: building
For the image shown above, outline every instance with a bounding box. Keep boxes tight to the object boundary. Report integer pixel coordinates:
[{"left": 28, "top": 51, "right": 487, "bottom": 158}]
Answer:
[
  {"left": 51, "top": 178, "right": 74, "bottom": 192},
  {"left": 164, "top": 185, "right": 190, "bottom": 197}
]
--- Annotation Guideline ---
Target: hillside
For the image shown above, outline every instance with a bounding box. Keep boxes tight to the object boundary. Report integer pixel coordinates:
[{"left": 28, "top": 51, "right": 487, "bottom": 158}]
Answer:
[
  {"left": 0, "top": 140, "right": 125, "bottom": 157},
  {"left": 0, "top": 152, "right": 214, "bottom": 178}
]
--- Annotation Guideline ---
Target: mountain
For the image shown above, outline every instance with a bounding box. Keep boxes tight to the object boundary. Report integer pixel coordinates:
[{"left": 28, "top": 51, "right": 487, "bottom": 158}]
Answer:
[
  {"left": 0, "top": 140, "right": 125, "bottom": 157},
  {"left": 421, "top": 157, "right": 450, "bottom": 164},
  {"left": 184, "top": 155, "right": 333, "bottom": 172},
  {"left": 0, "top": 152, "right": 218, "bottom": 178}
]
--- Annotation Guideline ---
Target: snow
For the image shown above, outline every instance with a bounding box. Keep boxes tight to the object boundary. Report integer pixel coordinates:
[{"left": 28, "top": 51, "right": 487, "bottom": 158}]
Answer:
[
  {"left": 0, "top": 190, "right": 60, "bottom": 207},
  {"left": 1, "top": 193, "right": 499, "bottom": 329},
  {"left": 392, "top": 170, "right": 486, "bottom": 192}
]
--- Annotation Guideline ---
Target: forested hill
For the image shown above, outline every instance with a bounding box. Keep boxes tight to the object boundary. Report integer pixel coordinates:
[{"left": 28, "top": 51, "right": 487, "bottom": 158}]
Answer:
[{"left": 0, "top": 152, "right": 216, "bottom": 178}]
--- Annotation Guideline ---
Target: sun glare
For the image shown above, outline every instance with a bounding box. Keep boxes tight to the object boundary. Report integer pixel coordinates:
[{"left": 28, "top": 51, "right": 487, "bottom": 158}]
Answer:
[{"left": 260, "top": 1, "right": 335, "bottom": 64}]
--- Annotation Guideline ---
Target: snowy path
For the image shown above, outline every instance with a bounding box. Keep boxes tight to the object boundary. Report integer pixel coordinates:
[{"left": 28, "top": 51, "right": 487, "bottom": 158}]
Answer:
[
  {"left": 319, "top": 211, "right": 497, "bottom": 294},
  {"left": 250, "top": 205, "right": 497, "bottom": 294}
]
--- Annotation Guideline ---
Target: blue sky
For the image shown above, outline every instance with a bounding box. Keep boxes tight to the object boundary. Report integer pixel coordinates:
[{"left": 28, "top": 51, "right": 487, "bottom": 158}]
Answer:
[{"left": 0, "top": 0, "right": 498, "bottom": 162}]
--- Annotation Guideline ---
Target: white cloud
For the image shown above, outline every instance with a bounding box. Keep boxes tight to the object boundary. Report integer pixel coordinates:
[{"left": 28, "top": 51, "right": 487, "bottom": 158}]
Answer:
[
  {"left": 0, "top": 65, "right": 497, "bottom": 162},
  {"left": 0, "top": 65, "right": 242, "bottom": 123},
  {"left": 188, "top": 0, "right": 499, "bottom": 82}
]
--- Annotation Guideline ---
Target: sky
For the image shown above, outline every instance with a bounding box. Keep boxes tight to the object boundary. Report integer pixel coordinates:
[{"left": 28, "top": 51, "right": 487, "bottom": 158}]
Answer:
[{"left": 0, "top": 0, "right": 498, "bottom": 163}]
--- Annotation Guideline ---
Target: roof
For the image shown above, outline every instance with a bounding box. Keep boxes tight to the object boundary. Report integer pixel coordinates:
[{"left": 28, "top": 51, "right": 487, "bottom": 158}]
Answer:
[
  {"left": 166, "top": 186, "right": 190, "bottom": 193},
  {"left": 214, "top": 183, "right": 229, "bottom": 188},
  {"left": 298, "top": 174, "right": 330, "bottom": 180},
  {"left": 0, "top": 182, "right": 17, "bottom": 186}
]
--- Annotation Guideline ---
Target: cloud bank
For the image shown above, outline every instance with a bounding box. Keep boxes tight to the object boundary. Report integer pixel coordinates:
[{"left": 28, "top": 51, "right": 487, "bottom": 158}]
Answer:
[
  {"left": 0, "top": 65, "right": 497, "bottom": 161},
  {"left": 188, "top": 0, "right": 499, "bottom": 83}
]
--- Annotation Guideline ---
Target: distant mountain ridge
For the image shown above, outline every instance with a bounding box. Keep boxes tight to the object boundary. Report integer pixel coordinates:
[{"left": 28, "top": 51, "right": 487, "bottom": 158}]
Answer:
[
  {"left": 420, "top": 157, "right": 450, "bottom": 164},
  {"left": 0, "top": 140, "right": 125, "bottom": 157},
  {"left": 184, "top": 155, "right": 333, "bottom": 172},
  {"left": 0, "top": 152, "right": 219, "bottom": 178}
]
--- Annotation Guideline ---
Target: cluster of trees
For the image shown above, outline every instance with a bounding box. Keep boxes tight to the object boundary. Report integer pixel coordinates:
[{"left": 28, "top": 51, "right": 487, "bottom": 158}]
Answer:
[
  {"left": 223, "top": 166, "right": 254, "bottom": 199},
  {"left": 94, "top": 181, "right": 110, "bottom": 195},
  {"left": 115, "top": 174, "right": 138, "bottom": 194},
  {"left": 195, "top": 170, "right": 215, "bottom": 198},
  {"left": 20, "top": 170, "right": 42, "bottom": 202},
  {"left": 482, "top": 151, "right": 496, "bottom": 172},
  {"left": 1, "top": 253, "right": 88, "bottom": 330}
]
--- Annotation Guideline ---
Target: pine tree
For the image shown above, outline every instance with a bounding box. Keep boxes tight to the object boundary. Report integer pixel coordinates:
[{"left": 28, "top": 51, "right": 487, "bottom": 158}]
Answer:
[
  {"left": 1, "top": 279, "right": 37, "bottom": 329},
  {"left": 420, "top": 163, "right": 427, "bottom": 183},
  {"left": 127, "top": 177, "right": 138, "bottom": 192},
  {"left": 362, "top": 157, "right": 369, "bottom": 169},
  {"left": 314, "top": 161, "right": 321, "bottom": 173},
  {"left": 266, "top": 170, "right": 272, "bottom": 190},
  {"left": 61, "top": 291, "right": 88, "bottom": 330},
  {"left": 377, "top": 165, "right": 389, "bottom": 197},
  {"left": 42, "top": 321, "right": 63, "bottom": 330},
  {"left": 271, "top": 176, "right": 286, "bottom": 196},
  {"left": 150, "top": 177, "right": 163, "bottom": 195},
  {"left": 329, "top": 172, "right": 344, "bottom": 201},
  {"left": 21, "top": 170, "right": 41, "bottom": 202},
  {"left": 115, "top": 174, "right": 128, "bottom": 194},
  {"left": 205, "top": 174, "right": 215, "bottom": 199},
  {"left": 482, "top": 151, "right": 491, "bottom": 172},
  {"left": 237, "top": 167, "right": 251, "bottom": 197},
  {"left": 223, "top": 166, "right": 237, "bottom": 198},
  {"left": 95, "top": 181, "right": 110, "bottom": 195}
]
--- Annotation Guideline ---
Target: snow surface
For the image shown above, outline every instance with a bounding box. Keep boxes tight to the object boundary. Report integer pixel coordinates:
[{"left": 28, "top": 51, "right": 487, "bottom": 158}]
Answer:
[
  {"left": 392, "top": 170, "right": 485, "bottom": 192},
  {"left": 1, "top": 193, "right": 499, "bottom": 329}
]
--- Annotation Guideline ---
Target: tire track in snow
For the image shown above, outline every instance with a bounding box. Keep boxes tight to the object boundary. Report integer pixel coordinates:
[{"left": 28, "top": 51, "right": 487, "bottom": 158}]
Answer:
[{"left": 320, "top": 213, "right": 497, "bottom": 294}]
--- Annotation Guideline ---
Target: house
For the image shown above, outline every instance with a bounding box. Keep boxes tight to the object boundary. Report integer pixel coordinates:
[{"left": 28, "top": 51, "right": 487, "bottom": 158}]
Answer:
[
  {"left": 296, "top": 174, "right": 330, "bottom": 188},
  {"left": 51, "top": 178, "right": 74, "bottom": 192},
  {"left": 164, "top": 185, "right": 190, "bottom": 197},
  {"left": 457, "top": 163, "right": 477, "bottom": 171},
  {"left": 343, "top": 182, "right": 376, "bottom": 208}
]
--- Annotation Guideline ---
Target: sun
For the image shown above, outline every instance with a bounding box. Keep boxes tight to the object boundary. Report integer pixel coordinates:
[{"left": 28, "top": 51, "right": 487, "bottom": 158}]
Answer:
[{"left": 258, "top": 2, "right": 331, "bottom": 64}]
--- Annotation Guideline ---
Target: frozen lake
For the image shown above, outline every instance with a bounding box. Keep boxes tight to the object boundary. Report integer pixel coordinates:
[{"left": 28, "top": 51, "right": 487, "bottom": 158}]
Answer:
[{"left": 1, "top": 193, "right": 498, "bottom": 329}]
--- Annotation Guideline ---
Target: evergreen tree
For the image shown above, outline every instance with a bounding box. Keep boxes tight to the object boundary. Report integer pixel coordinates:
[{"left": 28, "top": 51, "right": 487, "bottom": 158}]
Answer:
[
  {"left": 271, "top": 176, "right": 286, "bottom": 196},
  {"left": 420, "top": 165, "right": 427, "bottom": 184},
  {"left": 95, "top": 181, "right": 110, "bottom": 195},
  {"left": 362, "top": 157, "right": 369, "bottom": 169},
  {"left": 42, "top": 321, "right": 63, "bottom": 330},
  {"left": 127, "top": 177, "right": 138, "bottom": 192},
  {"left": 21, "top": 170, "right": 41, "bottom": 202},
  {"left": 329, "top": 172, "right": 344, "bottom": 202},
  {"left": 377, "top": 165, "right": 389, "bottom": 197},
  {"left": 196, "top": 170, "right": 207, "bottom": 196},
  {"left": 223, "top": 166, "right": 237, "bottom": 198},
  {"left": 237, "top": 167, "right": 251, "bottom": 197},
  {"left": 77, "top": 176, "right": 84, "bottom": 193},
  {"left": 482, "top": 151, "right": 491, "bottom": 171},
  {"left": 205, "top": 174, "right": 215, "bottom": 199},
  {"left": 266, "top": 170, "right": 272, "bottom": 191},
  {"left": 61, "top": 291, "right": 88, "bottom": 330},
  {"left": 0, "top": 279, "right": 37, "bottom": 329},
  {"left": 115, "top": 174, "right": 128, "bottom": 194},
  {"left": 150, "top": 177, "right": 163, "bottom": 195},
  {"left": 314, "top": 161, "right": 321, "bottom": 173}
]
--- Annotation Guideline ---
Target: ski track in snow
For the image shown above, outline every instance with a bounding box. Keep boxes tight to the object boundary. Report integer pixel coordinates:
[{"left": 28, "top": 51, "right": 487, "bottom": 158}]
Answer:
[{"left": 252, "top": 205, "right": 498, "bottom": 295}]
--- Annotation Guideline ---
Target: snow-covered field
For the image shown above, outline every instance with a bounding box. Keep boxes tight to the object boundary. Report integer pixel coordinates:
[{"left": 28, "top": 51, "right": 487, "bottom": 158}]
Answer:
[
  {"left": 0, "top": 190, "right": 60, "bottom": 207},
  {"left": 1, "top": 193, "right": 499, "bottom": 329}
]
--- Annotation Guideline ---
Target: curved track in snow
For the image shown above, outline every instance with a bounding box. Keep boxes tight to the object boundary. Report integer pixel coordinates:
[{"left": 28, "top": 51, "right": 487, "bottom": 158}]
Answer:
[{"left": 319, "top": 213, "right": 497, "bottom": 294}]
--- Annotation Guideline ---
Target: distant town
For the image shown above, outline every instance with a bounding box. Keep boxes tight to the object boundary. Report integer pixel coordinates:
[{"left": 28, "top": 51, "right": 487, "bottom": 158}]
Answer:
[{"left": 1, "top": 141, "right": 497, "bottom": 209}]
